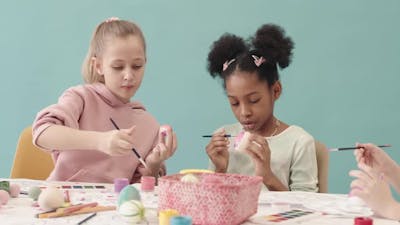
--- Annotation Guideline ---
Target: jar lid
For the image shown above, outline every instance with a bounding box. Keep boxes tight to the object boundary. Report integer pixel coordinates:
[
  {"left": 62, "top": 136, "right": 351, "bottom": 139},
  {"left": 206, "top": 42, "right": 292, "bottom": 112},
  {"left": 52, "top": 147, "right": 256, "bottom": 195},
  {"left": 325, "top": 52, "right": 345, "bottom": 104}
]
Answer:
[{"left": 354, "top": 217, "right": 373, "bottom": 225}]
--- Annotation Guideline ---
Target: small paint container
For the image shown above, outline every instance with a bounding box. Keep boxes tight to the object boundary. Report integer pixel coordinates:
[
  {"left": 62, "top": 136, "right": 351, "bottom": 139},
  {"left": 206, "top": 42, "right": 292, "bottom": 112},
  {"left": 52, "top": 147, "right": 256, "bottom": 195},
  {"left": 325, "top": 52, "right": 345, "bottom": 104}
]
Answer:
[
  {"left": 141, "top": 176, "right": 156, "bottom": 192},
  {"left": 170, "top": 216, "right": 192, "bottom": 225},
  {"left": 159, "top": 209, "right": 179, "bottom": 225},
  {"left": 354, "top": 217, "right": 373, "bottom": 225},
  {"left": 114, "top": 178, "right": 129, "bottom": 193}
]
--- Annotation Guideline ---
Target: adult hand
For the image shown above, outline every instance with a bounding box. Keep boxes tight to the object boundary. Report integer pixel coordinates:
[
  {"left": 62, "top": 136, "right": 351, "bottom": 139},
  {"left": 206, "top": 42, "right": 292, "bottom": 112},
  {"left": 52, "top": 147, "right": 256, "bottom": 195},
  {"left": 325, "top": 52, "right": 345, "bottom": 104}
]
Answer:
[
  {"left": 354, "top": 143, "right": 398, "bottom": 176},
  {"left": 349, "top": 162, "right": 399, "bottom": 219}
]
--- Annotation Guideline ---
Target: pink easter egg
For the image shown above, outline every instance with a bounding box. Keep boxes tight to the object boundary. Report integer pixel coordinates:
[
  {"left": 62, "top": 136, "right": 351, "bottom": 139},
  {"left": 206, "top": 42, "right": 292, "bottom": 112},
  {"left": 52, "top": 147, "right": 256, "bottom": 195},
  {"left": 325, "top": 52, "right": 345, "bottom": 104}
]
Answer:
[
  {"left": 0, "top": 190, "right": 10, "bottom": 205},
  {"left": 9, "top": 183, "right": 21, "bottom": 198},
  {"left": 160, "top": 125, "right": 172, "bottom": 133}
]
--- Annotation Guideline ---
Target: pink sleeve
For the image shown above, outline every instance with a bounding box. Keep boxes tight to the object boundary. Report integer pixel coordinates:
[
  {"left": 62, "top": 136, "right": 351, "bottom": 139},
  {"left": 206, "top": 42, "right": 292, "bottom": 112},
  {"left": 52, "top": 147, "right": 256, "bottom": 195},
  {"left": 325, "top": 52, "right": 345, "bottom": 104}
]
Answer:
[{"left": 32, "top": 88, "right": 84, "bottom": 150}]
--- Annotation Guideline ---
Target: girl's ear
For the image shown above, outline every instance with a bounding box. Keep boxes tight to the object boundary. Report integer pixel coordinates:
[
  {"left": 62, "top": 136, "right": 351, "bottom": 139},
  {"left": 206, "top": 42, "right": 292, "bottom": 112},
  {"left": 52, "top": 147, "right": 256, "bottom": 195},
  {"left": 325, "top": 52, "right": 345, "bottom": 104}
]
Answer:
[
  {"left": 92, "top": 57, "right": 103, "bottom": 75},
  {"left": 272, "top": 81, "right": 282, "bottom": 100}
]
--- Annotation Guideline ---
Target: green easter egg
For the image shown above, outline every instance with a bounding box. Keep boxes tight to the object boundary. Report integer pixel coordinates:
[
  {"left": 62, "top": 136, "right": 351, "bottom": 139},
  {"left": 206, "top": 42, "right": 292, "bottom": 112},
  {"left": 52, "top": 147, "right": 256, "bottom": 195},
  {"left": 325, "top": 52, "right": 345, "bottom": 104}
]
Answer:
[
  {"left": 118, "top": 185, "right": 141, "bottom": 207},
  {"left": 28, "top": 186, "right": 42, "bottom": 201},
  {"left": 0, "top": 181, "right": 10, "bottom": 192}
]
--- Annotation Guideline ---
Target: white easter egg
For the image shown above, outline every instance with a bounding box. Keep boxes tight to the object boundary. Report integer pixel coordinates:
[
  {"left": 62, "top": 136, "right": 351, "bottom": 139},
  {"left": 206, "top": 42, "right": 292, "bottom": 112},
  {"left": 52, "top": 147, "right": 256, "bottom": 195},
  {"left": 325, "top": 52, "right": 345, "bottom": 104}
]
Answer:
[
  {"left": 38, "top": 187, "right": 64, "bottom": 211},
  {"left": 118, "top": 200, "right": 145, "bottom": 223},
  {"left": 180, "top": 173, "right": 199, "bottom": 183}
]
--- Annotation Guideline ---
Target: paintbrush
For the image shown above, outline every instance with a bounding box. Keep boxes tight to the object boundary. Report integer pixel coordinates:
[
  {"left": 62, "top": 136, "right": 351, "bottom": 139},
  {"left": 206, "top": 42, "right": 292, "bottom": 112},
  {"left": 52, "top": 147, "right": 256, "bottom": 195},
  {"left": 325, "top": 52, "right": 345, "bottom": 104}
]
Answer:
[
  {"left": 109, "top": 118, "right": 148, "bottom": 168},
  {"left": 328, "top": 144, "right": 391, "bottom": 152}
]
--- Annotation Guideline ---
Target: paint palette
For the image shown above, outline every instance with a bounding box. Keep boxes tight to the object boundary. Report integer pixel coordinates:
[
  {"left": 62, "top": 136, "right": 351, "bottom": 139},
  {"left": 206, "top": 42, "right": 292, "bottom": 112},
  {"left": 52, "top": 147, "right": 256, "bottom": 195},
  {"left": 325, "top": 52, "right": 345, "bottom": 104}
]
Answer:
[
  {"left": 59, "top": 185, "right": 107, "bottom": 189},
  {"left": 250, "top": 209, "right": 321, "bottom": 224}
]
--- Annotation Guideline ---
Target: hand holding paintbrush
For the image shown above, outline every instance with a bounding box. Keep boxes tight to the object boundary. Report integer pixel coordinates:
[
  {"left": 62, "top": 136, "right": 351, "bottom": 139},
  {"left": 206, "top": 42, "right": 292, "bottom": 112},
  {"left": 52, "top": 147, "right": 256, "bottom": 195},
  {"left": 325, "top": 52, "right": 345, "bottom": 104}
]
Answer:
[
  {"left": 109, "top": 118, "right": 147, "bottom": 167},
  {"left": 353, "top": 143, "right": 397, "bottom": 176}
]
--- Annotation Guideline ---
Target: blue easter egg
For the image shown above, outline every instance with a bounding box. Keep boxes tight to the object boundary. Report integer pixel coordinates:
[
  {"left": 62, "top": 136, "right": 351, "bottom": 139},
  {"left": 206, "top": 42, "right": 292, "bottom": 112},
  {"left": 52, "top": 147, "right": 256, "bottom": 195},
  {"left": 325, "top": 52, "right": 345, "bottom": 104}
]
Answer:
[{"left": 118, "top": 185, "right": 141, "bottom": 207}]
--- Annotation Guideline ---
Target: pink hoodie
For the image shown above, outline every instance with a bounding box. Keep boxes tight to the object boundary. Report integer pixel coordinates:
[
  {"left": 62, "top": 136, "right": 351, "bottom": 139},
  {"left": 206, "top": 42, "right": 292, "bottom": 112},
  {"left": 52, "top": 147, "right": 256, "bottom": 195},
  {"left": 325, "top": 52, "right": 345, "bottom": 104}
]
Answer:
[{"left": 32, "top": 83, "right": 162, "bottom": 183}]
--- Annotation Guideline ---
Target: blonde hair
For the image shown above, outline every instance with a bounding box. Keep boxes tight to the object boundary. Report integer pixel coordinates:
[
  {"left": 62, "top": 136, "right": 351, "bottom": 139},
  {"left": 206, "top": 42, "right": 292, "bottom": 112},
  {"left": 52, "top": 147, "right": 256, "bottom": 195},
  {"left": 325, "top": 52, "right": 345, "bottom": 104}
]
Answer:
[{"left": 81, "top": 19, "right": 146, "bottom": 83}]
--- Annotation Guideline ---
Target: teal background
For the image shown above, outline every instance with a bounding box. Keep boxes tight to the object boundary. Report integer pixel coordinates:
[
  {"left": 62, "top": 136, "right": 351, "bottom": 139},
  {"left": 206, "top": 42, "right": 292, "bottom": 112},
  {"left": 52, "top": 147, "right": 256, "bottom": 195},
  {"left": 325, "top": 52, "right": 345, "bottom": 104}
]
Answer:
[{"left": 1, "top": 0, "right": 399, "bottom": 194}]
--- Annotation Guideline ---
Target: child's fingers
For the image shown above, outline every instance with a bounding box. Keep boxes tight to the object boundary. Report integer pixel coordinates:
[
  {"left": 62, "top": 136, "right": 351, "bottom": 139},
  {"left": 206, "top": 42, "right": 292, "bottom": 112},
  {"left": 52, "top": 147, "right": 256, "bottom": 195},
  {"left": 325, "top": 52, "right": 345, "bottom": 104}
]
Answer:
[
  {"left": 206, "top": 144, "right": 228, "bottom": 156},
  {"left": 245, "top": 141, "right": 264, "bottom": 161},
  {"left": 170, "top": 132, "right": 178, "bottom": 154},
  {"left": 159, "top": 125, "right": 171, "bottom": 144},
  {"left": 163, "top": 128, "right": 173, "bottom": 150},
  {"left": 116, "top": 139, "right": 132, "bottom": 150},
  {"left": 246, "top": 135, "right": 269, "bottom": 160},
  {"left": 125, "top": 125, "right": 136, "bottom": 135}
]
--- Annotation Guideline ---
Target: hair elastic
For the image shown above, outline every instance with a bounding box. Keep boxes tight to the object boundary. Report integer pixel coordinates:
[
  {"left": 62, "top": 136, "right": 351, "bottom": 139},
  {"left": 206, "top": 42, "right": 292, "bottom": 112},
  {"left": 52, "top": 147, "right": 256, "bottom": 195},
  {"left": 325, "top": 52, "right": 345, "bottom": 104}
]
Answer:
[
  {"left": 222, "top": 59, "right": 236, "bottom": 71},
  {"left": 252, "top": 55, "right": 266, "bottom": 67}
]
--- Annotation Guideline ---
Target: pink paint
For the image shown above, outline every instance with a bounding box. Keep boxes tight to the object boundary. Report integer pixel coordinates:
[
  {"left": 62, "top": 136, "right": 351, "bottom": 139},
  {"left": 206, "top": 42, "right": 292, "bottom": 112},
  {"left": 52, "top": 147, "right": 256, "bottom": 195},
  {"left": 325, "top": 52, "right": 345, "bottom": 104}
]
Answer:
[{"left": 141, "top": 176, "right": 156, "bottom": 192}]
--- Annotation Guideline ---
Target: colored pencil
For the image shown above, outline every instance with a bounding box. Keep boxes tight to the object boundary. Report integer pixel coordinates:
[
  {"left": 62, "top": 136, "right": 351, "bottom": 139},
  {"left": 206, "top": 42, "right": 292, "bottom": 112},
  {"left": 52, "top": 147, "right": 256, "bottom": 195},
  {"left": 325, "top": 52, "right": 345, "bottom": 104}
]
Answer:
[{"left": 109, "top": 118, "right": 148, "bottom": 168}]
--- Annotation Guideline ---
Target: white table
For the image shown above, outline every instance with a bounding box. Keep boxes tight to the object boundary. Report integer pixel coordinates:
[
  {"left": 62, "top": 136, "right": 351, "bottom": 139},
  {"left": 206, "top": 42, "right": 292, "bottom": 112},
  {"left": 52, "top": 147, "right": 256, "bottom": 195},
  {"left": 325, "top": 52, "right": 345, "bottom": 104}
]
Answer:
[{"left": 0, "top": 179, "right": 398, "bottom": 225}]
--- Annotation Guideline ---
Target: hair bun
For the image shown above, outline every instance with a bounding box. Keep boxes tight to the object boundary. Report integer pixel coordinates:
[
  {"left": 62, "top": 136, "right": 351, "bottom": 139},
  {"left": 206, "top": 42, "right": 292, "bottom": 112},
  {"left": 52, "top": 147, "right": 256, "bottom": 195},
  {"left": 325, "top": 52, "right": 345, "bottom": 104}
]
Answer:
[
  {"left": 207, "top": 34, "right": 248, "bottom": 77},
  {"left": 252, "top": 24, "right": 294, "bottom": 69}
]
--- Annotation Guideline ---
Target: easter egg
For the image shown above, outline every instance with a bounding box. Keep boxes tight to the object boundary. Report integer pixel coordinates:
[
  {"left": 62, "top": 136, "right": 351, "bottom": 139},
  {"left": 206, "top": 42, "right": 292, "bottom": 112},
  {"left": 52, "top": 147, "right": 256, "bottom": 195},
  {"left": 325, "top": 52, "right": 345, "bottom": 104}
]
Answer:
[
  {"left": 118, "top": 185, "right": 141, "bottom": 207},
  {"left": 0, "top": 190, "right": 10, "bottom": 205},
  {"left": 0, "top": 181, "right": 10, "bottom": 192},
  {"left": 235, "top": 131, "right": 251, "bottom": 152},
  {"left": 9, "top": 183, "right": 21, "bottom": 198},
  {"left": 160, "top": 125, "right": 172, "bottom": 135},
  {"left": 38, "top": 186, "right": 64, "bottom": 211},
  {"left": 118, "top": 200, "right": 145, "bottom": 223},
  {"left": 28, "top": 186, "right": 42, "bottom": 201},
  {"left": 180, "top": 173, "right": 199, "bottom": 183}
]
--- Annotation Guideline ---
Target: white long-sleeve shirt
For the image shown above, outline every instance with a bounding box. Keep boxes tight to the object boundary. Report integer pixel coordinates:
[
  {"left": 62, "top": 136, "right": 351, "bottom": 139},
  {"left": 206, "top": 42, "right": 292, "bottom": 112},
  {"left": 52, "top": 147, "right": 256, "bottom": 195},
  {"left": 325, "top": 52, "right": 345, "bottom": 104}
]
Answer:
[{"left": 210, "top": 123, "right": 318, "bottom": 192}]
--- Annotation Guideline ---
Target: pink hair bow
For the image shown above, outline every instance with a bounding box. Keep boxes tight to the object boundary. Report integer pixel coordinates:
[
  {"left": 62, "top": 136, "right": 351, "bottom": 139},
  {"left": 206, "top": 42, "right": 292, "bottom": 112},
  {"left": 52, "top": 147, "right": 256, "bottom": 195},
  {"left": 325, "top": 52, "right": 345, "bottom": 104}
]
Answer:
[
  {"left": 222, "top": 59, "right": 236, "bottom": 71},
  {"left": 252, "top": 55, "right": 266, "bottom": 67},
  {"left": 105, "top": 17, "right": 120, "bottom": 23}
]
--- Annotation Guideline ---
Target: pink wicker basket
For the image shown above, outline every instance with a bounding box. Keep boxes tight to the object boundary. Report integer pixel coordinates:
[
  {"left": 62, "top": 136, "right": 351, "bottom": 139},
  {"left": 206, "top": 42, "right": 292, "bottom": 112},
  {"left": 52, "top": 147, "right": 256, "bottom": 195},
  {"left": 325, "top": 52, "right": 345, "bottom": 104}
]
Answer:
[{"left": 158, "top": 173, "right": 262, "bottom": 225}]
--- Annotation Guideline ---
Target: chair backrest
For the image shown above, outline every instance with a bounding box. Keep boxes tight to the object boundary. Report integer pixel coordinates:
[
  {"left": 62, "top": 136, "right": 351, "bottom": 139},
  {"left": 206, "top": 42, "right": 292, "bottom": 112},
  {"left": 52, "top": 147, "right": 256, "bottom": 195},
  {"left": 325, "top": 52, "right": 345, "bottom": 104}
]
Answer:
[
  {"left": 10, "top": 126, "right": 54, "bottom": 180},
  {"left": 315, "top": 140, "right": 329, "bottom": 193}
]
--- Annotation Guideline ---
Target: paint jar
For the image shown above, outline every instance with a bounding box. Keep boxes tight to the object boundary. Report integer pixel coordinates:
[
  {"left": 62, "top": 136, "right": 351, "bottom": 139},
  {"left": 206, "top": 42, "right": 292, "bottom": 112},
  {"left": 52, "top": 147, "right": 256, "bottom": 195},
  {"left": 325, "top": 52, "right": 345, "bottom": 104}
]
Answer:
[
  {"left": 141, "top": 176, "right": 156, "bottom": 192},
  {"left": 114, "top": 178, "right": 129, "bottom": 193},
  {"left": 354, "top": 217, "right": 373, "bottom": 225},
  {"left": 170, "top": 216, "right": 192, "bottom": 225},
  {"left": 159, "top": 209, "right": 179, "bottom": 225}
]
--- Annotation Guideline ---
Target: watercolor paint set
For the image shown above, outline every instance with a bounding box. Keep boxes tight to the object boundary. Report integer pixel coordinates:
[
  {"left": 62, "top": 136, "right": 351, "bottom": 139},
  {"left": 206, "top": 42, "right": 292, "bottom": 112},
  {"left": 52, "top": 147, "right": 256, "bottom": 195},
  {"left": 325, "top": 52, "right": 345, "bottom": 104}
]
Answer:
[{"left": 251, "top": 209, "right": 321, "bottom": 224}]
